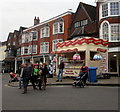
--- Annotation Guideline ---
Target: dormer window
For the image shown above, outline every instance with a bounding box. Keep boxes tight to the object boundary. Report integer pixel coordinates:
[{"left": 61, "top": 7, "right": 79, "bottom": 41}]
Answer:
[{"left": 74, "top": 19, "right": 88, "bottom": 28}]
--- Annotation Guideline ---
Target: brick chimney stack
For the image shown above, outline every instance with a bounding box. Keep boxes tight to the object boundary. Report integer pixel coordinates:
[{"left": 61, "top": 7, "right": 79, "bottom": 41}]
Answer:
[{"left": 34, "top": 16, "right": 40, "bottom": 25}]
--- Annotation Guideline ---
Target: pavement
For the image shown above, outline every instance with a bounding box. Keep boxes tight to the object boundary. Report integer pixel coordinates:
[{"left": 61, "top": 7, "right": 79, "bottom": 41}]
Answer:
[{"left": 7, "top": 74, "right": 120, "bottom": 87}]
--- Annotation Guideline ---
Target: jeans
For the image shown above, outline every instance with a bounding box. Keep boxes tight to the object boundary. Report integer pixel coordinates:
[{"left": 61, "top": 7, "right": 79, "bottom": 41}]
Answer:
[{"left": 58, "top": 69, "right": 63, "bottom": 80}]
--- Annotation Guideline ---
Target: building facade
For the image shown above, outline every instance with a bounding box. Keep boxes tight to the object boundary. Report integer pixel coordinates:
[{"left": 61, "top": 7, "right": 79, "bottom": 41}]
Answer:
[
  {"left": 0, "top": 41, "right": 6, "bottom": 73},
  {"left": 97, "top": 0, "right": 120, "bottom": 75},
  {"left": 18, "top": 11, "right": 73, "bottom": 69}
]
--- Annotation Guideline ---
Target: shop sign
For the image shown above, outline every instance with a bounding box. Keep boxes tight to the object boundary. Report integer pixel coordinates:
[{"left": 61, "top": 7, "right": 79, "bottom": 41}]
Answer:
[
  {"left": 97, "top": 48, "right": 107, "bottom": 53},
  {"left": 64, "top": 69, "right": 79, "bottom": 76}
]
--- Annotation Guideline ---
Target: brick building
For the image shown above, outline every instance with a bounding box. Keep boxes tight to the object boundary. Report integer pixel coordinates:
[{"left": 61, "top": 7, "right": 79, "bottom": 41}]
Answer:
[
  {"left": 19, "top": 11, "right": 73, "bottom": 68},
  {"left": 4, "top": 27, "right": 27, "bottom": 73},
  {"left": 97, "top": 0, "right": 120, "bottom": 75}
]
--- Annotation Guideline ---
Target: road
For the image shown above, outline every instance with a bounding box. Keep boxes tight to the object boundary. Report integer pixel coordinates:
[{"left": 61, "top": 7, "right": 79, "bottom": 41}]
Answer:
[{"left": 2, "top": 74, "right": 119, "bottom": 111}]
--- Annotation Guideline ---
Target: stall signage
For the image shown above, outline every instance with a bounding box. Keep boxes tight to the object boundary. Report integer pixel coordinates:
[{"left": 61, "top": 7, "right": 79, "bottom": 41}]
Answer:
[
  {"left": 64, "top": 69, "right": 79, "bottom": 76},
  {"left": 97, "top": 48, "right": 107, "bottom": 53}
]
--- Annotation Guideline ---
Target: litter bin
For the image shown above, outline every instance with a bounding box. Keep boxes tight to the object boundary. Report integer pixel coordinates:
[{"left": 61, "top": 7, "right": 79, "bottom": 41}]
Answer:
[{"left": 88, "top": 67, "right": 97, "bottom": 83}]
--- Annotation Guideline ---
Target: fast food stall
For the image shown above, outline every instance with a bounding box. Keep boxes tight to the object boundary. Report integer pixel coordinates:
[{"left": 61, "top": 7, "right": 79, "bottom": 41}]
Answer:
[{"left": 55, "top": 37, "right": 108, "bottom": 77}]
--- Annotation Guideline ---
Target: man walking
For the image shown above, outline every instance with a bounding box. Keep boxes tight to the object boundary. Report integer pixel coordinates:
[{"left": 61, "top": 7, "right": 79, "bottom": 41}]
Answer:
[
  {"left": 56, "top": 60, "right": 65, "bottom": 82},
  {"left": 21, "top": 64, "right": 31, "bottom": 94}
]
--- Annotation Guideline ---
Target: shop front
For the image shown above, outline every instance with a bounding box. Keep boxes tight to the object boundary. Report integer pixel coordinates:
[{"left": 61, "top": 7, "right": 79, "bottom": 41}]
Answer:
[{"left": 55, "top": 37, "right": 108, "bottom": 77}]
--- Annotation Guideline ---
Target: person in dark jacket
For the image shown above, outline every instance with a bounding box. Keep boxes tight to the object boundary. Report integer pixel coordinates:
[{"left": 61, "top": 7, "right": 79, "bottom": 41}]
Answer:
[
  {"left": 79, "top": 61, "right": 88, "bottom": 85},
  {"left": 38, "top": 63, "right": 48, "bottom": 90},
  {"left": 21, "top": 64, "right": 31, "bottom": 94},
  {"left": 56, "top": 60, "right": 65, "bottom": 82}
]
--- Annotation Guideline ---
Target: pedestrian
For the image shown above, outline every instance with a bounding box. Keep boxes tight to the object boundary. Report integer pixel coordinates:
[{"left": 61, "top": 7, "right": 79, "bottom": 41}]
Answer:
[
  {"left": 21, "top": 63, "right": 31, "bottom": 94},
  {"left": 38, "top": 63, "right": 49, "bottom": 90},
  {"left": 79, "top": 61, "right": 88, "bottom": 85},
  {"left": 31, "top": 65, "right": 39, "bottom": 89},
  {"left": 18, "top": 64, "right": 24, "bottom": 89},
  {"left": 56, "top": 59, "right": 65, "bottom": 82}
]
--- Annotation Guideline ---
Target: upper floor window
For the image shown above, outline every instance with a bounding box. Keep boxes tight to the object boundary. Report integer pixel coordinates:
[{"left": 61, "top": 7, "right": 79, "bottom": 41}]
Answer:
[
  {"left": 52, "top": 39, "right": 63, "bottom": 51},
  {"left": 41, "top": 27, "right": 50, "bottom": 38},
  {"left": 22, "top": 33, "right": 30, "bottom": 43},
  {"left": 100, "top": 2, "right": 119, "bottom": 19},
  {"left": 30, "top": 31, "right": 38, "bottom": 41},
  {"left": 110, "top": 2, "right": 119, "bottom": 15},
  {"left": 74, "top": 19, "right": 88, "bottom": 28},
  {"left": 29, "top": 45, "right": 37, "bottom": 54},
  {"left": 53, "top": 22, "right": 64, "bottom": 34},
  {"left": 21, "top": 47, "right": 29, "bottom": 55},
  {"left": 40, "top": 42, "right": 49, "bottom": 53},
  {"left": 111, "top": 24, "right": 120, "bottom": 41},
  {"left": 102, "top": 22, "right": 109, "bottom": 40},
  {"left": 102, "top": 4, "right": 108, "bottom": 17},
  {"left": 13, "top": 42, "right": 15, "bottom": 45}
]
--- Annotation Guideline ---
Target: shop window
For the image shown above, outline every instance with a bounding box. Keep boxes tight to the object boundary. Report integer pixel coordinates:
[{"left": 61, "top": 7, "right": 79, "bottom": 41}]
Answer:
[
  {"left": 90, "top": 51, "right": 97, "bottom": 60},
  {"left": 109, "top": 57, "right": 117, "bottom": 72}
]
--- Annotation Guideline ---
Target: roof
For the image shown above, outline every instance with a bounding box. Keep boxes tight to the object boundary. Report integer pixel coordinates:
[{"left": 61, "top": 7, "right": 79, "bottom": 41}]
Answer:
[
  {"left": 81, "top": 2, "right": 96, "bottom": 21},
  {"left": 68, "top": 2, "right": 98, "bottom": 39}
]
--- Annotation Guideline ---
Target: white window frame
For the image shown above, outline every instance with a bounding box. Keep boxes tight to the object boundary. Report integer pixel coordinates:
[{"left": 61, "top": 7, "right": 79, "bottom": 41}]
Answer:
[
  {"left": 40, "top": 26, "right": 50, "bottom": 38},
  {"left": 40, "top": 42, "right": 49, "bottom": 53},
  {"left": 13, "top": 42, "right": 15, "bottom": 45},
  {"left": 22, "top": 33, "right": 30, "bottom": 43},
  {"left": 29, "top": 45, "right": 37, "bottom": 54},
  {"left": 21, "top": 47, "right": 29, "bottom": 55},
  {"left": 110, "top": 24, "right": 120, "bottom": 42},
  {"left": 52, "top": 39, "right": 63, "bottom": 52},
  {"left": 100, "top": 2, "right": 120, "bottom": 19},
  {"left": 100, "top": 21, "right": 120, "bottom": 42},
  {"left": 53, "top": 22, "right": 64, "bottom": 34},
  {"left": 30, "top": 31, "right": 38, "bottom": 41},
  {"left": 100, "top": 21, "right": 110, "bottom": 41}
]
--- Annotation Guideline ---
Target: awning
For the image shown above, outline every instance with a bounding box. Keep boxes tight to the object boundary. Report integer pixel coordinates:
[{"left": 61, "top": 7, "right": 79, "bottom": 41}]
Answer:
[{"left": 51, "top": 48, "right": 78, "bottom": 54}]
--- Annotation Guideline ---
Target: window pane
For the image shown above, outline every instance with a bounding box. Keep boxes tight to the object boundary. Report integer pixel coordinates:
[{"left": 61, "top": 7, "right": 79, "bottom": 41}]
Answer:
[
  {"left": 110, "top": 2, "right": 119, "bottom": 15},
  {"left": 54, "top": 23, "right": 58, "bottom": 34},
  {"left": 102, "top": 4, "right": 108, "bottom": 17},
  {"left": 111, "top": 24, "right": 120, "bottom": 41},
  {"left": 102, "top": 22, "right": 109, "bottom": 40},
  {"left": 59, "top": 22, "right": 63, "bottom": 32}
]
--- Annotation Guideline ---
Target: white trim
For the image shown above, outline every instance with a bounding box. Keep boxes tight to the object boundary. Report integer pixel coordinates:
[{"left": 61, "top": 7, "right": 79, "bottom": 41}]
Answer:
[
  {"left": 40, "top": 26, "right": 50, "bottom": 38},
  {"left": 53, "top": 21, "right": 64, "bottom": 35},
  {"left": 100, "top": 20, "right": 110, "bottom": 40},
  {"left": 23, "top": 11, "right": 73, "bottom": 32},
  {"left": 99, "top": 1, "right": 120, "bottom": 20},
  {"left": 40, "top": 42, "right": 49, "bottom": 53},
  {"left": 108, "top": 47, "right": 120, "bottom": 52},
  {"left": 52, "top": 39, "right": 63, "bottom": 52},
  {"left": 110, "top": 23, "right": 120, "bottom": 42}
]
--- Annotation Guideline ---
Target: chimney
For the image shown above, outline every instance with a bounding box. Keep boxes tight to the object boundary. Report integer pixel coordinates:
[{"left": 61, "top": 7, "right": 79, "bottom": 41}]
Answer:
[{"left": 34, "top": 16, "right": 40, "bottom": 25}]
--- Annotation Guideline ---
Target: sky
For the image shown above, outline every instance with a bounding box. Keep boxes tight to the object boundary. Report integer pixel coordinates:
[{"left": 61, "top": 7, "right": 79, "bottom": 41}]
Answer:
[{"left": 0, "top": 0, "right": 96, "bottom": 42}]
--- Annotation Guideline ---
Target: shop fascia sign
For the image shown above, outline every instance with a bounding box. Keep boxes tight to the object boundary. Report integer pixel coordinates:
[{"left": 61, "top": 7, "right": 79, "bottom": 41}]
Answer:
[{"left": 97, "top": 48, "right": 107, "bottom": 53}]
